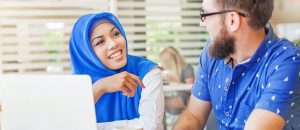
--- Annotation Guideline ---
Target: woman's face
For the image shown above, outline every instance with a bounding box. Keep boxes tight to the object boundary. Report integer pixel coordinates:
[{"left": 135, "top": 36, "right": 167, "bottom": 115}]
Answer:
[{"left": 90, "top": 22, "right": 127, "bottom": 70}]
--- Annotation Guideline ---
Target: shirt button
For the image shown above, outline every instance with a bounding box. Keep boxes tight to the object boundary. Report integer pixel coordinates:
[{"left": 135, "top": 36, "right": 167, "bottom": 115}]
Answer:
[
  {"left": 224, "top": 86, "right": 229, "bottom": 92},
  {"left": 225, "top": 112, "right": 230, "bottom": 116}
]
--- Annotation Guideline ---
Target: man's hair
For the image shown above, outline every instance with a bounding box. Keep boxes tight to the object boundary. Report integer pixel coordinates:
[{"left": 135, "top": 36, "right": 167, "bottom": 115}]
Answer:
[{"left": 216, "top": 0, "right": 274, "bottom": 30}]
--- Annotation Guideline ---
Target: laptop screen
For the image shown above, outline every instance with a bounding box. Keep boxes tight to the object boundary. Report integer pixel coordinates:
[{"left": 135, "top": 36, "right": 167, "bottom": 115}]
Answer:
[{"left": 0, "top": 75, "right": 97, "bottom": 130}]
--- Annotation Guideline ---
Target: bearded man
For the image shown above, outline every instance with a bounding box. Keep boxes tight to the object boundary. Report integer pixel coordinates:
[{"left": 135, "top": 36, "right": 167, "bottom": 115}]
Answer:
[{"left": 174, "top": 0, "right": 300, "bottom": 130}]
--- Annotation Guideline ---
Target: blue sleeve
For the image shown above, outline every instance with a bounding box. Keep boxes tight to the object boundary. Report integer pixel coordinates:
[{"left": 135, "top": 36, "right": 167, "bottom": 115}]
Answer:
[
  {"left": 255, "top": 45, "right": 300, "bottom": 120},
  {"left": 191, "top": 42, "right": 211, "bottom": 101}
]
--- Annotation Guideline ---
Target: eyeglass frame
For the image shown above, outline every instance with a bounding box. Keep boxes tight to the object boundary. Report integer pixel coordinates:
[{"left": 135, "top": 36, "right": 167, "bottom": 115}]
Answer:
[{"left": 200, "top": 8, "right": 248, "bottom": 22}]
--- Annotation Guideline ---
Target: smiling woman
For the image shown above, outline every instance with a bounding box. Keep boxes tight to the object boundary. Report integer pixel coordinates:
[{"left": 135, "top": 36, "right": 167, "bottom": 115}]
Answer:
[
  {"left": 89, "top": 22, "right": 127, "bottom": 70},
  {"left": 69, "top": 12, "right": 165, "bottom": 130}
]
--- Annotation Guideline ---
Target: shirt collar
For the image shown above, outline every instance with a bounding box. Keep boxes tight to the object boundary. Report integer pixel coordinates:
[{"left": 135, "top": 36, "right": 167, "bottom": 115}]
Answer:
[{"left": 224, "top": 23, "right": 277, "bottom": 69}]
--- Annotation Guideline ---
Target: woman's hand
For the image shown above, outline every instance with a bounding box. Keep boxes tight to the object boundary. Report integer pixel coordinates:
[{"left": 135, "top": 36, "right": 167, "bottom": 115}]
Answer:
[
  {"left": 93, "top": 71, "right": 145, "bottom": 102},
  {"left": 162, "top": 70, "right": 178, "bottom": 82}
]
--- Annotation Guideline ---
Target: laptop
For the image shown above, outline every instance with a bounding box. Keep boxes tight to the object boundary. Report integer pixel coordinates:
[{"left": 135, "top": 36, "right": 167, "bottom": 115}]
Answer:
[{"left": 0, "top": 75, "right": 97, "bottom": 130}]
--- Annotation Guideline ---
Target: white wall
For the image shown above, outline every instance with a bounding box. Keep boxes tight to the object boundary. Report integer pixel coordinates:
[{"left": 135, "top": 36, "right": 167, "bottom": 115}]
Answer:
[
  {"left": 271, "top": 0, "right": 300, "bottom": 24},
  {"left": 277, "top": 23, "right": 300, "bottom": 41}
]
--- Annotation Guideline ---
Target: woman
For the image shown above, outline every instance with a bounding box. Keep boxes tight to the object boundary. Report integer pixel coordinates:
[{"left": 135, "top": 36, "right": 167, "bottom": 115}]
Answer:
[
  {"left": 159, "top": 46, "right": 195, "bottom": 84},
  {"left": 159, "top": 46, "right": 195, "bottom": 130},
  {"left": 69, "top": 12, "right": 164, "bottom": 130}
]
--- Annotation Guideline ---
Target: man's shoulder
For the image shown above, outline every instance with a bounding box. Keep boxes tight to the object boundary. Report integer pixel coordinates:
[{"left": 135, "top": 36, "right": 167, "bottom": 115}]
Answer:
[
  {"left": 268, "top": 38, "right": 300, "bottom": 59},
  {"left": 263, "top": 38, "right": 300, "bottom": 75}
]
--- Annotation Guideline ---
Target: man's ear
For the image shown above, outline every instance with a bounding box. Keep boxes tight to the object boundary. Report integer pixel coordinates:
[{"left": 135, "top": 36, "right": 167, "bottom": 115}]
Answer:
[{"left": 227, "top": 12, "right": 241, "bottom": 32}]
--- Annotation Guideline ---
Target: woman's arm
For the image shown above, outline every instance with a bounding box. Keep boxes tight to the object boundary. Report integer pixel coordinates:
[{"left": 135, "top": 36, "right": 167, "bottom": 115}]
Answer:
[
  {"left": 92, "top": 71, "right": 145, "bottom": 102},
  {"left": 161, "top": 70, "right": 178, "bottom": 82},
  {"left": 182, "top": 64, "right": 195, "bottom": 84},
  {"left": 184, "top": 77, "right": 195, "bottom": 84},
  {"left": 138, "top": 68, "right": 165, "bottom": 130}
]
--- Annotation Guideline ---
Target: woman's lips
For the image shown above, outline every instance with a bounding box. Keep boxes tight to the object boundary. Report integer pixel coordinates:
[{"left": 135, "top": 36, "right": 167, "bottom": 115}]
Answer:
[{"left": 108, "top": 50, "right": 122, "bottom": 59}]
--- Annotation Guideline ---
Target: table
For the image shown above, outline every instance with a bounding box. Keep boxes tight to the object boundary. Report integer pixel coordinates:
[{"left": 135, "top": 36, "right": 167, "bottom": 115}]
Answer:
[{"left": 163, "top": 83, "right": 193, "bottom": 92}]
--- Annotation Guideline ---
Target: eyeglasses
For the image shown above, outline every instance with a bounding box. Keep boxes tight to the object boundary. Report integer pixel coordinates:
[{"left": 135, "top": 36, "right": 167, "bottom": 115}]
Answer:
[{"left": 200, "top": 8, "right": 247, "bottom": 22}]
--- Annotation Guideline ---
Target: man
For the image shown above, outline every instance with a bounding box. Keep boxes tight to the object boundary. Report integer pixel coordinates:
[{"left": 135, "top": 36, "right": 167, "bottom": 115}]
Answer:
[{"left": 174, "top": 0, "right": 300, "bottom": 130}]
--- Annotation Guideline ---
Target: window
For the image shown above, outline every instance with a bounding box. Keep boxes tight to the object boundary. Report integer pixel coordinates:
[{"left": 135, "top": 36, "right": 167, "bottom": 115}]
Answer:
[{"left": 0, "top": 0, "right": 208, "bottom": 74}]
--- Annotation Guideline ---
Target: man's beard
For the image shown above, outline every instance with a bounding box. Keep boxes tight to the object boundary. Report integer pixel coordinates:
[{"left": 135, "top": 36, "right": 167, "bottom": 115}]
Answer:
[{"left": 208, "top": 24, "right": 235, "bottom": 59}]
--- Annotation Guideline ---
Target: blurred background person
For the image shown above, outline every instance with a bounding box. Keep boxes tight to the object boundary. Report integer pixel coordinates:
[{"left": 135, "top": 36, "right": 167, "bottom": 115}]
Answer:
[
  {"left": 159, "top": 46, "right": 195, "bottom": 130},
  {"left": 159, "top": 46, "right": 195, "bottom": 84}
]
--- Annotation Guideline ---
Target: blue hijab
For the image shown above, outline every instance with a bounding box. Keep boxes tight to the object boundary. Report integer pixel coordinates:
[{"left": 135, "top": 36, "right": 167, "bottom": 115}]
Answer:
[{"left": 69, "top": 12, "right": 157, "bottom": 123}]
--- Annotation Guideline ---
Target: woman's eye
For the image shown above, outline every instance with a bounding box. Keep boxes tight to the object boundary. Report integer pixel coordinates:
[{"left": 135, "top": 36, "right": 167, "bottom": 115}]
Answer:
[
  {"left": 95, "top": 40, "right": 105, "bottom": 46},
  {"left": 113, "top": 31, "right": 120, "bottom": 37}
]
